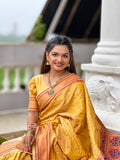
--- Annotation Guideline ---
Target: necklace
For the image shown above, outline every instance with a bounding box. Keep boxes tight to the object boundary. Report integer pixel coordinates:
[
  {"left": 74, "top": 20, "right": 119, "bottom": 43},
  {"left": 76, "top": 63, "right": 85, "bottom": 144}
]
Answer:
[{"left": 48, "top": 71, "right": 66, "bottom": 95}]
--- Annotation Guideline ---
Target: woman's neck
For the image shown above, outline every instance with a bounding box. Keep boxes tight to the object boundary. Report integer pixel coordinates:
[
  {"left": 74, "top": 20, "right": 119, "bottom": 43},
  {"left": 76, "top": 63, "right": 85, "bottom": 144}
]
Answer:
[{"left": 49, "top": 69, "right": 67, "bottom": 80}]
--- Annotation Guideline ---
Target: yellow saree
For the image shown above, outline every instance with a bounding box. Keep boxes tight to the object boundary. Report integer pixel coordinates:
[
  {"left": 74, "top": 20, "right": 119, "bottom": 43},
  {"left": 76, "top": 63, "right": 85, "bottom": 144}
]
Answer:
[{"left": 0, "top": 73, "right": 120, "bottom": 160}]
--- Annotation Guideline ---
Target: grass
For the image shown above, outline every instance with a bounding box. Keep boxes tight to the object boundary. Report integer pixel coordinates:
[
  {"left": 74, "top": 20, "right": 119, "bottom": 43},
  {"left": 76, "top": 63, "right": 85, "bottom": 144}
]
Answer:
[
  {"left": 0, "top": 69, "right": 4, "bottom": 89},
  {"left": 0, "top": 68, "right": 25, "bottom": 90},
  {"left": 0, "top": 136, "right": 7, "bottom": 144},
  {"left": 0, "top": 130, "right": 27, "bottom": 144}
]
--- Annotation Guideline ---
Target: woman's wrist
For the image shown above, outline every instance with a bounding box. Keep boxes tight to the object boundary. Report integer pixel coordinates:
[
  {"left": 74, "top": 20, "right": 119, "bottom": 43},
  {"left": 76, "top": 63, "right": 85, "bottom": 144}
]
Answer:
[
  {"left": 27, "top": 129, "right": 35, "bottom": 136},
  {"left": 27, "top": 122, "right": 38, "bottom": 136}
]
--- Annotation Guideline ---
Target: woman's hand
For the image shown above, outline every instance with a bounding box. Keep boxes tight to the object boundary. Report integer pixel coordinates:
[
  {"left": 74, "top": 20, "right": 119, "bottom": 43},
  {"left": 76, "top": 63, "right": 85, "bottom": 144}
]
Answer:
[
  {"left": 22, "top": 134, "right": 35, "bottom": 152},
  {"left": 28, "top": 123, "right": 38, "bottom": 131},
  {"left": 22, "top": 123, "right": 38, "bottom": 152}
]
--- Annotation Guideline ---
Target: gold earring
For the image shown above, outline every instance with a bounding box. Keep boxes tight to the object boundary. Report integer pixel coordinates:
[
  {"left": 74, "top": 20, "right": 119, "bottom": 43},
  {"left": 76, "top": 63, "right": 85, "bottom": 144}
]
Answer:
[
  {"left": 46, "top": 61, "right": 49, "bottom": 65},
  {"left": 46, "top": 61, "right": 50, "bottom": 65}
]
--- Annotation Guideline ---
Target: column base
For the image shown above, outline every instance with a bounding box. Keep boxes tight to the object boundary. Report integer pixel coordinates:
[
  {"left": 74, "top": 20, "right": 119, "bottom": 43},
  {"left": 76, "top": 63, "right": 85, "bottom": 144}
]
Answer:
[
  {"left": 81, "top": 63, "right": 120, "bottom": 131},
  {"left": 92, "top": 41, "right": 120, "bottom": 66}
]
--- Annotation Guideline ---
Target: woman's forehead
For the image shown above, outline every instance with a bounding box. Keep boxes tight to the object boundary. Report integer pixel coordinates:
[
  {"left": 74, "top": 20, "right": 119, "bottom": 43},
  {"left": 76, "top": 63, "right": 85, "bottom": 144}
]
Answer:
[{"left": 50, "top": 45, "right": 69, "bottom": 53}]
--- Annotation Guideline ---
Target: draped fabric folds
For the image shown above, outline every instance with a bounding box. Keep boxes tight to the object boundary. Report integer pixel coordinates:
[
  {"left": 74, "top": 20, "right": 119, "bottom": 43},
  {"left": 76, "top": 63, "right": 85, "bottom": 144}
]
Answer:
[{"left": 0, "top": 73, "right": 120, "bottom": 160}]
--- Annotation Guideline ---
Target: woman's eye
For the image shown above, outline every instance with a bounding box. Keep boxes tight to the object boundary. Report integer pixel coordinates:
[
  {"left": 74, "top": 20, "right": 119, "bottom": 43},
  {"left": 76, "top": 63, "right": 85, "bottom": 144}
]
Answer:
[
  {"left": 63, "top": 55, "right": 68, "bottom": 58},
  {"left": 52, "top": 54, "right": 57, "bottom": 56}
]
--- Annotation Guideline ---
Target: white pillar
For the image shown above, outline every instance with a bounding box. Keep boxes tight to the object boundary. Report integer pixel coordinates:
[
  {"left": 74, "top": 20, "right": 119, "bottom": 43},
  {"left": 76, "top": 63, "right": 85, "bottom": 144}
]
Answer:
[
  {"left": 13, "top": 67, "right": 21, "bottom": 92},
  {"left": 1, "top": 67, "right": 10, "bottom": 93},
  {"left": 24, "top": 67, "right": 31, "bottom": 90},
  {"left": 92, "top": 0, "right": 120, "bottom": 66},
  {"left": 82, "top": 0, "right": 120, "bottom": 132}
]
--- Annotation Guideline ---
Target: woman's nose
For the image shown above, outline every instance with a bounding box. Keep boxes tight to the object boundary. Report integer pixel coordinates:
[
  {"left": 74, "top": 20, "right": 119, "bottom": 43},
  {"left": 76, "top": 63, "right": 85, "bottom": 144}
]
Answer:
[{"left": 57, "top": 56, "right": 62, "bottom": 62}]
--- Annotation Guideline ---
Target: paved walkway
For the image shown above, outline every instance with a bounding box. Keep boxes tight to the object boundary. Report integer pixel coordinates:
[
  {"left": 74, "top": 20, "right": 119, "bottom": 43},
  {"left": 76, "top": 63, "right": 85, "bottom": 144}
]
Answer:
[{"left": 0, "top": 109, "right": 28, "bottom": 134}]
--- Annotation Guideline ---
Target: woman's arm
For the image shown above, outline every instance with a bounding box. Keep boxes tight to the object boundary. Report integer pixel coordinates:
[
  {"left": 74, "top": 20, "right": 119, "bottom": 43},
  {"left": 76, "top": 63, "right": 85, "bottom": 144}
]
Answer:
[
  {"left": 22, "top": 111, "right": 39, "bottom": 152},
  {"left": 27, "top": 111, "right": 39, "bottom": 131}
]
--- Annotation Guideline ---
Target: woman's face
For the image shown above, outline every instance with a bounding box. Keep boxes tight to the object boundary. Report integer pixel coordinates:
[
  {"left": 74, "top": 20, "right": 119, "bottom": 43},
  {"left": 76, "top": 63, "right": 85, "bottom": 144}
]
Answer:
[{"left": 46, "top": 45, "right": 70, "bottom": 72}]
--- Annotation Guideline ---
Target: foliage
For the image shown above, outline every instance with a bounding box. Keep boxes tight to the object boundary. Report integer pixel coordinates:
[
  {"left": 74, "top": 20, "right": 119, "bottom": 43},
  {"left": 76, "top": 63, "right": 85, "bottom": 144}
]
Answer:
[
  {"left": 79, "top": 67, "right": 83, "bottom": 77},
  {"left": 0, "top": 69, "right": 4, "bottom": 89},
  {"left": 0, "top": 136, "right": 7, "bottom": 144},
  {"left": 28, "top": 15, "right": 46, "bottom": 42}
]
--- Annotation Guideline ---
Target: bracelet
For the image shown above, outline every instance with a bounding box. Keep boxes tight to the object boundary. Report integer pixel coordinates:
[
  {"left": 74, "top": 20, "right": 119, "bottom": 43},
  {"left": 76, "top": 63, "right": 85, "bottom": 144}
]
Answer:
[{"left": 26, "top": 130, "right": 35, "bottom": 135}]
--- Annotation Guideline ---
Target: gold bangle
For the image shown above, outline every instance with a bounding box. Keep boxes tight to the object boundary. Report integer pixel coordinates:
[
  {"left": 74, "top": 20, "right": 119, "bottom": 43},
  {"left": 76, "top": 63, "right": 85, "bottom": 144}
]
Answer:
[{"left": 26, "top": 131, "right": 35, "bottom": 135}]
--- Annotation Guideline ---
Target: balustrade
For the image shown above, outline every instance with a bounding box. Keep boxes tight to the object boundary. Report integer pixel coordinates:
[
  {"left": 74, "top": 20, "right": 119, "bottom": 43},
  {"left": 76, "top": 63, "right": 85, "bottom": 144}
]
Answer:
[
  {"left": 0, "top": 65, "right": 84, "bottom": 93},
  {"left": 0, "top": 66, "right": 40, "bottom": 93},
  {"left": 0, "top": 42, "right": 96, "bottom": 111}
]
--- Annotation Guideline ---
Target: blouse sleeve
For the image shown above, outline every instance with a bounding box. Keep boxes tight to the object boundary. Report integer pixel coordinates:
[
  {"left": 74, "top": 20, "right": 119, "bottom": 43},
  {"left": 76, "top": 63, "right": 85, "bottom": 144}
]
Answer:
[{"left": 28, "top": 77, "right": 39, "bottom": 112}]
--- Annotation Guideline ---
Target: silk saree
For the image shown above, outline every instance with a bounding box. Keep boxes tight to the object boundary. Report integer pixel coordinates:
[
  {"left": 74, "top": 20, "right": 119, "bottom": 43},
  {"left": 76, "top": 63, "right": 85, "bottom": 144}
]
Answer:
[{"left": 0, "top": 73, "right": 120, "bottom": 160}]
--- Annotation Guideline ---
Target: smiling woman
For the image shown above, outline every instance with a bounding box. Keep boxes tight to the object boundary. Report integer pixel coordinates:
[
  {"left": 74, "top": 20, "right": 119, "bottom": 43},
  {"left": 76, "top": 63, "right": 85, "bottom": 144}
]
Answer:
[
  {"left": 46, "top": 45, "right": 70, "bottom": 72},
  {"left": 41, "top": 35, "right": 76, "bottom": 74}
]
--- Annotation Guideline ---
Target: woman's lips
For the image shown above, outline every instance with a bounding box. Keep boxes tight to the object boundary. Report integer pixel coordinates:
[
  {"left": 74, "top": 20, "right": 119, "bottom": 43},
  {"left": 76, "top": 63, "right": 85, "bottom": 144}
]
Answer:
[{"left": 55, "top": 63, "right": 63, "bottom": 67}]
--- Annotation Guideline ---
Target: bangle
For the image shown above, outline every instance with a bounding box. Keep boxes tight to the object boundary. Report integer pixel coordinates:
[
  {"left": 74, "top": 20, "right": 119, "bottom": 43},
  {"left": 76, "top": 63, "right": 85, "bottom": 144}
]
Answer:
[{"left": 26, "top": 131, "right": 35, "bottom": 135}]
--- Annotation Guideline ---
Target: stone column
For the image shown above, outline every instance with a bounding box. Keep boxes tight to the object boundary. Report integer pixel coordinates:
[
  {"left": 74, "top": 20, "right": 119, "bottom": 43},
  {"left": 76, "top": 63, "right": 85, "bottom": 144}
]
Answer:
[{"left": 82, "top": 0, "right": 120, "bottom": 132}]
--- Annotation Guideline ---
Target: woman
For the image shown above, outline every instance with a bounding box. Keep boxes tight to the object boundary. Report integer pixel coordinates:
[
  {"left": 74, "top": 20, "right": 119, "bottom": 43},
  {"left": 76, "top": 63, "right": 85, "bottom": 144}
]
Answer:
[{"left": 0, "top": 35, "right": 120, "bottom": 160}]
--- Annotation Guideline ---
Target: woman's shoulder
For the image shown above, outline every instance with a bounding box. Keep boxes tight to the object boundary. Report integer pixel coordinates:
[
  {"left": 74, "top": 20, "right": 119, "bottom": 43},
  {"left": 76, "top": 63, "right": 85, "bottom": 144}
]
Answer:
[
  {"left": 68, "top": 73, "right": 86, "bottom": 91},
  {"left": 70, "top": 73, "right": 84, "bottom": 82},
  {"left": 29, "top": 74, "right": 42, "bottom": 83}
]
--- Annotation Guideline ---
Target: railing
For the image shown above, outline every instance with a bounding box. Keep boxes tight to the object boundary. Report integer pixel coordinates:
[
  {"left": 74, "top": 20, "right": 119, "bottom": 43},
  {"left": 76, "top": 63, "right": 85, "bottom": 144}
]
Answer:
[
  {"left": 0, "top": 66, "right": 40, "bottom": 93},
  {"left": 0, "top": 43, "right": 46, "bottom": 94},
  {"left": 0, "top": 42, "right": 96, "bottom": 110}
]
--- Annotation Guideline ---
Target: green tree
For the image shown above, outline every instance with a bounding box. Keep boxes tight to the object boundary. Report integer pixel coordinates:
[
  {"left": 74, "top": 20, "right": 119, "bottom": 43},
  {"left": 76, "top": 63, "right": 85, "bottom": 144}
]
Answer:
[{"left": 28, "top": 15, "right": 46, "bottom": 42}]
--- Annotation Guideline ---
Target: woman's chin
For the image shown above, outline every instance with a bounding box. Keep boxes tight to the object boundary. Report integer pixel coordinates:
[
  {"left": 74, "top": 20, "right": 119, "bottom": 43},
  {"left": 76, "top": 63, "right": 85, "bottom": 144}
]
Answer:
[
  {"left": 51, "top": 65, "right": 65, "bottom": 71},
  {"left": 52, "top": 67, "right": 65, "bottom": 72}
]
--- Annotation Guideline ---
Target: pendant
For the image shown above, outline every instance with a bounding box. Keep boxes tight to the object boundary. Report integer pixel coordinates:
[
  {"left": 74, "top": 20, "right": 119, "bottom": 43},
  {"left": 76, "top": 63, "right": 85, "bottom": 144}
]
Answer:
[{"left": 48, "top": 88, "right": 54, "bottom": 95}]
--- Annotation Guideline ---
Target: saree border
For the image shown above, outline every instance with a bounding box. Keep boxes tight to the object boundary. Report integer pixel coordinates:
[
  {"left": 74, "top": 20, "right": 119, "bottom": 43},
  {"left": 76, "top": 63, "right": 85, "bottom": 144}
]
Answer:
[
  {"left": 37, "top": 73, "right": 84, "bottom": 112},
  {"left": 35, "top": 123, "right": 51, "bottom": 160},
  {"left": 0, "top": 138, "right": 32, "bottom": 157}
]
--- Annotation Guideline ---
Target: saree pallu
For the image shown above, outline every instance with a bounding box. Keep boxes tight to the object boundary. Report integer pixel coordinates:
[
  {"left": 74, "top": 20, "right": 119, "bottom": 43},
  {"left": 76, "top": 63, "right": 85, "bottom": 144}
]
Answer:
[
  {"left": 0, "top": 73, "right": 120, "bottom": 160},
  {"left": 0, "top": 137, "right": 32, "bottom": 160}
]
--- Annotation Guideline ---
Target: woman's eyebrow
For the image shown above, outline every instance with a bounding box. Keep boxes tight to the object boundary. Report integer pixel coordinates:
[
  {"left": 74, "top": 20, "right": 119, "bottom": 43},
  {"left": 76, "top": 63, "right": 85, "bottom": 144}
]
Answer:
[{"left": 51, "top": 51, "right": 69, "bottom": 54}]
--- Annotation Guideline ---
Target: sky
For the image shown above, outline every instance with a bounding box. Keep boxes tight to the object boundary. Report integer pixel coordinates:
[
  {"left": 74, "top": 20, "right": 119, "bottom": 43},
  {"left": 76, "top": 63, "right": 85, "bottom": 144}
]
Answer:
[{"left": 0, "top": 0, "right": 47, "bottom": 36}]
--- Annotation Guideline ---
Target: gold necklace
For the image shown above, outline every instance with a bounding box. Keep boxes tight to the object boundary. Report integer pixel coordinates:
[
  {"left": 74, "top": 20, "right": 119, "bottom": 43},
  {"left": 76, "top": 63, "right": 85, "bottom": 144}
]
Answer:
[{"left": 48, "top": 71, "right": 66, "bottom": 95}]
